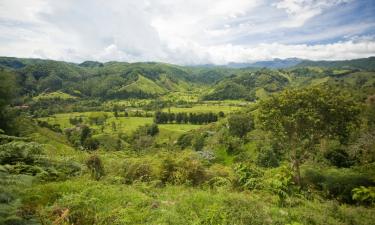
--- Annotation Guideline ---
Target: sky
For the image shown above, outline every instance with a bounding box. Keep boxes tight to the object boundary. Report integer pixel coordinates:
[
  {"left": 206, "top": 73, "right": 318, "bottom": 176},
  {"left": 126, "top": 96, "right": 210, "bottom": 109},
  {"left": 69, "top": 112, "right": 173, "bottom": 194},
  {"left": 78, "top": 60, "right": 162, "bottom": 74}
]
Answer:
[{"left": 0, "top": 0, "right": 374, "bottom": 65}]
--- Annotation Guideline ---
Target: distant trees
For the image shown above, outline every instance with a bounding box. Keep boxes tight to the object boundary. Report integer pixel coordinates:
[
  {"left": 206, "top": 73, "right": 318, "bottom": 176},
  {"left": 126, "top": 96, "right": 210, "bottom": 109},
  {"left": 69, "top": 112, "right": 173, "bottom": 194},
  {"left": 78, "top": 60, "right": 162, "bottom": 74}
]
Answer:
[
  {"left": 154, "top": 111, "right": 218, "bottom": 124},
  {"left": 64, "top": 124, "right": 99, "bottom": 151},
  {"left": 131, "top": 123, "right": 159, "bottom": 151},
  {"left": 0, "top": 70, "right": 17, "bottom": 132},
  {"left": 258, "top": 87, "right": 360, "bottom": 186}
]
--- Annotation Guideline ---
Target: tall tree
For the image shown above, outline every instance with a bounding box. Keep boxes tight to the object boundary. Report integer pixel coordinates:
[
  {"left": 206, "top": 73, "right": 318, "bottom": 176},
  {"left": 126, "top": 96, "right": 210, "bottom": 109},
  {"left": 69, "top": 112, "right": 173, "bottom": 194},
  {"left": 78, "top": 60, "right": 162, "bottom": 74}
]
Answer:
[{"left": 257, "top": 87, "right": 360, "bottom": 186}]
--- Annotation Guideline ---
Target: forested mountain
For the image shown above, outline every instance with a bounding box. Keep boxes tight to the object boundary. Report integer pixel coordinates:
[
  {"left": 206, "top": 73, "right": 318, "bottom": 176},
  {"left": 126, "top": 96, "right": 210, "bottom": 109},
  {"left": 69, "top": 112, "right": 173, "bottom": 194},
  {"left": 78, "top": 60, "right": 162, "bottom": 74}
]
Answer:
[
  {"left": 226, "top": 57, "right": 303, "bottom": 68},
  {"left": 1, "top": 56, "right": 375, "bottom": 103},
  {"left": 297, "top": 57, "right": 375, "bottom": 70}
]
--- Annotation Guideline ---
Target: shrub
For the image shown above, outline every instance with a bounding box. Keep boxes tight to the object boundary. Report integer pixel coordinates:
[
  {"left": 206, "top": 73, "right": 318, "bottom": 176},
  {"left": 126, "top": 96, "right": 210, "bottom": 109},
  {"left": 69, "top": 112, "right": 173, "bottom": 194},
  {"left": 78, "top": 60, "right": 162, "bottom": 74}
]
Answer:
[
  {"left": 0, "top": 141, "right": 44, "bottom": 165},
  {"left": 176, "top": 133, "right": 194, "bottom": 149},
  {"left": 86, "top": 155, "right": 105, "bottom": 180},
  {"left": 192, "top": 135, "right": 205, "bottom": 151},
  {"left": 83, "top": 137, "right": 99, "bottom": 151},
  {"left": 324, "top": 147, "right": 353, "bottom": 168},
  {"left": 257, "top": 145, "right": 280, "bottom": 168},
  {"left": 160, "top": 153, "right": 207, "bottom": 186},
  {"left": 227, "top": 113, "right": 254, "bottom": 138},
  {"left": 132, "top": 135, "right": 154, "bottom": 151},
  {"left": 352, "top": 186, "right": 375, "bottom": 205},
  {"left": 303, "top": 167, "right": 374, "bottom": 203},
  {"left": 122, "top": 159, "right": 156, "bottom": 184},
  {"left": 233, "top": 163, "right": 263, "bottom": 190}
]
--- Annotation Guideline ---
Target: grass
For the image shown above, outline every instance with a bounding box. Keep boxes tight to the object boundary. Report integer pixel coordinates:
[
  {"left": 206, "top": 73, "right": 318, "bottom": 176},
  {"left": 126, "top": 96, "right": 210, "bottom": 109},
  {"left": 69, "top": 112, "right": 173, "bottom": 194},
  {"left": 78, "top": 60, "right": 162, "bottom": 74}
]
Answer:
[
  {"left": 255, "top": 88, "right": 268, "bottom": 99},
  {"left": 311, "top": 77, "right": 330, "bottom": 86},
  {"left": 120, "top": 75, "right": 166, "bottom": 94},
  {"left": 33, "top": 91, "right": 77, "bottom": 101},
  {"left": 39, "top": 112, "right": 203, "bottom": 144},
  {"left": 21, "top": 177, "right": 375, "bottom": 225},
  {"left": 157, "top": 124, "right": 203, "bottom": 143}
]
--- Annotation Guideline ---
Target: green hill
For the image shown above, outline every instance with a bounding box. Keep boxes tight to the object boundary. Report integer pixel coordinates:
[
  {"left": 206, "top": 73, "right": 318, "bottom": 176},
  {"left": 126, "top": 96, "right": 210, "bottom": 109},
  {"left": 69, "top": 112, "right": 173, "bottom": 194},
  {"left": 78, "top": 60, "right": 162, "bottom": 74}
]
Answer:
[{"left": 297, "top": 57, "right": 375, "bottom": 70}]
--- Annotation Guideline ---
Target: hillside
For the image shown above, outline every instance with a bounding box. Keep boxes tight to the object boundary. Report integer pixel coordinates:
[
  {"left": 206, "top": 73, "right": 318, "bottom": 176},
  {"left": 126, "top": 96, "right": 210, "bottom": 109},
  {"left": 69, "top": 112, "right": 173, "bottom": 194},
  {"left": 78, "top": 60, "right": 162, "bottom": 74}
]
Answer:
[{"left": 297, "top": 57, "right": 375, "bottom": 70}]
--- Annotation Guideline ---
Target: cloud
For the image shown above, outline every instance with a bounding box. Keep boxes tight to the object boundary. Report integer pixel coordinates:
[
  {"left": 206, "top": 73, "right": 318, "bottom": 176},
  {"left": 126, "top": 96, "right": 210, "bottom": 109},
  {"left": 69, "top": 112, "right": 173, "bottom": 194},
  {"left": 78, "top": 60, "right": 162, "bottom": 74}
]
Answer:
[
  {"left": 273, "top": 0, "right": 351, "bottom": 27},
  {"left": 0, "top": 0, "right": 374, "bottom": 64}
]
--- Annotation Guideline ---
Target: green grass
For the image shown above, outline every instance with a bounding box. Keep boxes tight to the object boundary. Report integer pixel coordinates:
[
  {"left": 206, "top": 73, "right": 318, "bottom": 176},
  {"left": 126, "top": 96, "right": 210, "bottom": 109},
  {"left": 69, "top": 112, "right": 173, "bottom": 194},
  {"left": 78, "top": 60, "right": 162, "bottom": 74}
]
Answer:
[
  {"left": 157, "top": 124, "right": 203, "bottom": 143},
  {"left": 33, "top": 91, "right": 77, "bottom": 101},
  {"left": 120, "top": 75, "right": 166, "bottom": 94},
  {"left": 40, "top": 112, "right": 155, "bottom": 134},
  {"left": 255, "top": 88, "right": 268, "bottom": 99},
  {"left": 21, "top": 177, "right": 375, "bottom": 225},
  {"left": 39, "top": 112, "right": 203, "bottom": 143},
  {"left": 311, "top": 76, "right": 329, "bottom": 86}
]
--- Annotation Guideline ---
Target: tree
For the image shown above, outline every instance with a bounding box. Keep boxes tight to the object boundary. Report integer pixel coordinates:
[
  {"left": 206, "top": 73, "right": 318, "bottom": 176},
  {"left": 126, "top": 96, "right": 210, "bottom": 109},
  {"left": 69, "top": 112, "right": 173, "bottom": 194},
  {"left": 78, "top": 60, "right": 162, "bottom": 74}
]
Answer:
[
  {"left": 257, "top": 87, "right": 360, "bottom": 186},
  {"left": 83, "top": 137, "right": 100, "bottom": 151},
  {"left": 227, "top": 113, "right": 254, "bottom": 138},
  {"left": 146, "top": 123, "right": 159, "bottom": 136},
  {"left": 193, "top": 135, "right": 205, "bottom": 151},
  {"left": 113, "top": 105, "right": 119, "bottom": 118}
]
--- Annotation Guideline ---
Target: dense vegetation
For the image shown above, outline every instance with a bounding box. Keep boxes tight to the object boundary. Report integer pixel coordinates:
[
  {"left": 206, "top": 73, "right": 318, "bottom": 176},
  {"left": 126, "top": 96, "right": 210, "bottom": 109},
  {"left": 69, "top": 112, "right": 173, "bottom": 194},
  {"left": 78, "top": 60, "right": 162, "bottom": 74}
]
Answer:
[{"left": 0, "top": 56, "right": 375, "bottom": 225}]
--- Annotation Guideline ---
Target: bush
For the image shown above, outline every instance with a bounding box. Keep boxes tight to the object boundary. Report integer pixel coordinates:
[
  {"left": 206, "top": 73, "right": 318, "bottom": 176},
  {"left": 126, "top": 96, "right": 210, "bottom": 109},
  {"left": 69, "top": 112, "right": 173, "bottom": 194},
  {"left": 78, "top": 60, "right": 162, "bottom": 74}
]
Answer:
[
  {"left": 352, "top": 186, "right": 375, "bottom": 205},
  {"left": 0, "top": 141, "right": 44, "bottom": 165},
  {"left": 86, "top": 155, "right": 105, "bottom": 180},
  {"left": 227, "top": 113, "right": 254, "bottom": 138},
  {"left": 257, "top": 145, "right": 280, "bottom": 168},
  {"left": 160, "top": 153, "right": 207, "bottom": 186},
  {"left": 303, "top": 167, "right": 374, "bottom": 203},
  {"left": 233, "top": 163, "right": 263, "bottom": 190},
  {"left": 192, "top": 135, "right": 205, "bottom": 151},
  {"left": 176, "top": 133, "right": 194, "bottom": 149},
  {"left": 122, "top": 159, "right": 156, "bottom": 184},
  {"left": 83, "top": 137, "right": 99, "bottom": 151},
  {"left": 324, "top": 147, "right": 353, "bottom": 168}
]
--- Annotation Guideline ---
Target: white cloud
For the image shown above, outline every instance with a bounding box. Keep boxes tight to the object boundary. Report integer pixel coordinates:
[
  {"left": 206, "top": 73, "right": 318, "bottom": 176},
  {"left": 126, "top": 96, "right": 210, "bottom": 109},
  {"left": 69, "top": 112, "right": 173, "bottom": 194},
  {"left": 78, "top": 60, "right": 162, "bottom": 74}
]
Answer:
[
  {"left": 273, "top": 0, "right": 351, "bottom": 27},
  {"left": 0, "top": 0, "right": 373, "bottom": 64}
]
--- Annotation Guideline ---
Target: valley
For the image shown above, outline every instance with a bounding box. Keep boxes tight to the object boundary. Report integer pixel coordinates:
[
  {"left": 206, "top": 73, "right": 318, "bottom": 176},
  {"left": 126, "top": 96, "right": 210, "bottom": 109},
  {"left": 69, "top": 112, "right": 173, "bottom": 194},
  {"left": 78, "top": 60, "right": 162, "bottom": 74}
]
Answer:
[{"left": 0, "top": 56, "right": 375, "bottom": 225}]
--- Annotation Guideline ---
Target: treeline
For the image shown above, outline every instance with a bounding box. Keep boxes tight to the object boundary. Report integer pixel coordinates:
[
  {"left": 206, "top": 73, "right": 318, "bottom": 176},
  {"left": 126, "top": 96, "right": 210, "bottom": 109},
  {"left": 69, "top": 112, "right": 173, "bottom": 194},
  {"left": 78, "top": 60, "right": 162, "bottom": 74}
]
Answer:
[{"left": 154, "top": 111, "right": 221, "bottom": 124}]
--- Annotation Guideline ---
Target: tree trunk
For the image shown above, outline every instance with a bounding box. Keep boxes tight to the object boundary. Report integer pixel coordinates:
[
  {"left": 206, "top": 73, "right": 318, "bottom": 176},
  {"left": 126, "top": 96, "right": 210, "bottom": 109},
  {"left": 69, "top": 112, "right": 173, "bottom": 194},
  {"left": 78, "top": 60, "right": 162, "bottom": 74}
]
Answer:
[{"left": 293, "top": 159, "right": 301, "bottom": 188}]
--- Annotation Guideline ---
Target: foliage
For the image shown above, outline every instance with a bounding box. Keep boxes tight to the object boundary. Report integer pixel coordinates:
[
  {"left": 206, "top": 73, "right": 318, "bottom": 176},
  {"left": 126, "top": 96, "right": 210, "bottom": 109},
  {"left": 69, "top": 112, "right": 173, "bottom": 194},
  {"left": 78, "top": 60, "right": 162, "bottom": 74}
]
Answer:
[
  {"left": 227, "top": 113, "right": 254, "bottom": 137},
  {"left": 352, "top": 186, "right": 375, "bottom": 205},
  {"left": 155, "top": 111, "right": 218, "bottom": 124},
  {"left": 233, "top": 163, "right": 263, "bottom": 190},
  {"left": 86, "top": 155, "right": 105, "bottom": 180},
  {"left": 122, "top": 158, "right": 157, "bottom": 184},
  {"left": 160, "top": 152, "right": 207, "bottom": 186},
  {"left": 303, "top": 167, "right": 374, "bottom": 203},
  {"left": 176, "top": 133, "right": 194, "bottom": 149},
  {"left": 258, "top": 86, "right": 361, "bottom": 185},
  {"left": 0, "top": 141, "right": 44, "bottom": 165},
  {"left": 0, "top": 69, "right": 18, "bottom": 132}
]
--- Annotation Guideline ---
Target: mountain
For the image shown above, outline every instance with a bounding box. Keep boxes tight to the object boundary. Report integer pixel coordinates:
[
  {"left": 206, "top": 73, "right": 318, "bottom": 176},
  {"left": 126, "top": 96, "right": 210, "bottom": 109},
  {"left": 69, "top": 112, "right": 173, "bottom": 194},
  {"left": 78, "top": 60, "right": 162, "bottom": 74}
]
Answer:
[
  {"left": 226, "top": 58, "right": 303, "bottom": 69},
  {"left": 202, "top": 69, "right": 290, "bottom": 100},
  {"left": 296, "top": 57, "right": 375, "bottom": 70},
  {"left": 0, "top": 57, "right": 199, "bottom": 99},
  {"left": 1, "top": 56, "right": 375, "bottom": 102}
]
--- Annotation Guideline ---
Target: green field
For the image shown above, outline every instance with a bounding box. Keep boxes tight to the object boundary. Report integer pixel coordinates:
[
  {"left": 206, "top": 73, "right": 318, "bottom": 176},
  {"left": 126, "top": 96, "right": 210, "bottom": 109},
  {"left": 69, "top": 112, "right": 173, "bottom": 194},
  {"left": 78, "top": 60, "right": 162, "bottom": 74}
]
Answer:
[
  {"left": 40, "top": 112, "right": 204, "bottom": 145},
  {"left": 162, "top": 104, "right": 242, "bottom": 113}
]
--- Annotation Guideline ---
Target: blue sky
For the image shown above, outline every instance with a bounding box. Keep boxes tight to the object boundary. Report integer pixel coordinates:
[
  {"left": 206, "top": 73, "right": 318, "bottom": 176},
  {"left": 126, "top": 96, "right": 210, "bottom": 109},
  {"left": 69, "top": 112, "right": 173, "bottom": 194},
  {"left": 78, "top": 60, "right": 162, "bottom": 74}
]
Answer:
[{"left": 0, "top": 0, "right": 374, "bottom": 64}]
